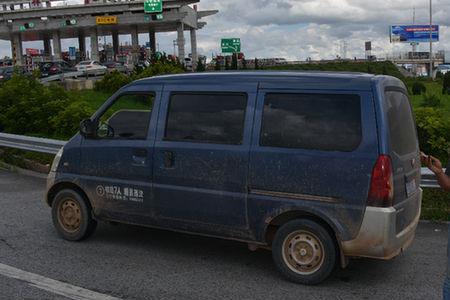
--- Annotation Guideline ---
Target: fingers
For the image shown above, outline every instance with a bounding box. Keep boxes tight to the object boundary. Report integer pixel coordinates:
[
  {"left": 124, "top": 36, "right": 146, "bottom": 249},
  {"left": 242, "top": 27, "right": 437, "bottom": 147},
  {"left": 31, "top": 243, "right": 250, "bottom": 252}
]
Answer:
[
  {"left": 429, "top": 156, "right": 441, "bottom": 164},
  {"left": 420, "top": 152, "right": 428, "bottom": 163}
]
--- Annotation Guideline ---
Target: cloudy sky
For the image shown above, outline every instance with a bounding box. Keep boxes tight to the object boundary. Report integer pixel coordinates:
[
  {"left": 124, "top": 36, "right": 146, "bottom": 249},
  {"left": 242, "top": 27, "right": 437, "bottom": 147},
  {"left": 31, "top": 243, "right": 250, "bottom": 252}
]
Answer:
[{"left": 1, "top": 0, "right": 450, "bottom": 61}]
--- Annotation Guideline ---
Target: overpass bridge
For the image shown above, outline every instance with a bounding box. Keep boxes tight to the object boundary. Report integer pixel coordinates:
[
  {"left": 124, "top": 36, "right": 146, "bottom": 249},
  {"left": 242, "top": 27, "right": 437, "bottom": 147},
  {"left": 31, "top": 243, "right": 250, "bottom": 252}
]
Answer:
[{"left": 0, "top": 0, "right": 217, "bottom": 66}]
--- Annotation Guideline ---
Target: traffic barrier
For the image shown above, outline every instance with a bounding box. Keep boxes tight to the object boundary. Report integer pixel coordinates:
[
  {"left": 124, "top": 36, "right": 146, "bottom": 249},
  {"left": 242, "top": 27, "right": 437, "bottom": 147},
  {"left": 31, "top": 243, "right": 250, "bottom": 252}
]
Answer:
[{"left": 0, "top": 132, "right": 444, "bottom": 188}]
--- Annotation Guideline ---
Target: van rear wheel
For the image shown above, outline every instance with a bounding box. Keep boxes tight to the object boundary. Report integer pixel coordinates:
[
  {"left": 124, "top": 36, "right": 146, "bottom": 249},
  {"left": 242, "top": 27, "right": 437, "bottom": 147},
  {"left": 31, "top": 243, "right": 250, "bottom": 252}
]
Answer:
[
  {"left": 52, "top": 189, "right": 97, "bottom": 241},
  {"left": 272, "top": 219, "right": 336, "bottom": 285}
]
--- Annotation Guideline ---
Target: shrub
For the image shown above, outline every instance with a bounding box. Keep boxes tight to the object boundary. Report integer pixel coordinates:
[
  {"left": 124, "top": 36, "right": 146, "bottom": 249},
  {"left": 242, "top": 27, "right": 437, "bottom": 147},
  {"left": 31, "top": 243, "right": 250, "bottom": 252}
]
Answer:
[
  {"left": 94, "top": 70, "right": 131, "bottom": 94},
  {"left": 0, "top": 75, "right": 70, "bottom": 136},
  {"left": 421, "top": 94, "right": 441, "bottom": 108},
  {"left": 50, "top": 101, "right": 93, "bottom": 138},
  {"left": 414, "top": 107, "right": 450, "bottom": 163},
  {"left": 412, "top": 81, "right": 427, "bottom": 95},
  {"left": 132, "top": 61, "right": 185, "bottom": 80},
  {"left": 0, "top": 75, "right": 96, "bottom": 139}
]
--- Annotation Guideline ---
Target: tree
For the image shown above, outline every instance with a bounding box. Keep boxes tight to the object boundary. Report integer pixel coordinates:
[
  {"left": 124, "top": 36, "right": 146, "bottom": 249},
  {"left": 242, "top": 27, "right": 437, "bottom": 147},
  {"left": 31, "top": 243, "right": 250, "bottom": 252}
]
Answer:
[
  {"left": 225, "top": 58, "right": 231, "bottom": 70},
  {"left": 231, "top": 53, "right": 238, "bottom": 70},
  {"left": 196, "top": 59, "right": 205, "bottom": 72},
  {"left": 214, "top": 58, "right": 221, "bottom": 71},
  {"left": 242, "top": 58, "right": 248, "bottom": 70},
  {"left": 254, "top": 58, "right": 259, "bottom": 70}
]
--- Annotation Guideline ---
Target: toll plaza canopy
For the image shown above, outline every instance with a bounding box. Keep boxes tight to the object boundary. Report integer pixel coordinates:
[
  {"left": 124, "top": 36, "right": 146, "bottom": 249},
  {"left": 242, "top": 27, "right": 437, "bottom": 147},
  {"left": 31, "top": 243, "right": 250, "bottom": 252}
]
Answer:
[{"left": 0, "top": 0, "right": 217, "bottom": 65}]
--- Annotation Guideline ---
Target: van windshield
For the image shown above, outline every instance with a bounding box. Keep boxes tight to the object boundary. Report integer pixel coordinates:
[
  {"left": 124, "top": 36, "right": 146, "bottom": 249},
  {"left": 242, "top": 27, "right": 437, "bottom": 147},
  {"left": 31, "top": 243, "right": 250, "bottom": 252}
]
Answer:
[{"left": 385, "top": 90, "right": 418, "bottom": 156}]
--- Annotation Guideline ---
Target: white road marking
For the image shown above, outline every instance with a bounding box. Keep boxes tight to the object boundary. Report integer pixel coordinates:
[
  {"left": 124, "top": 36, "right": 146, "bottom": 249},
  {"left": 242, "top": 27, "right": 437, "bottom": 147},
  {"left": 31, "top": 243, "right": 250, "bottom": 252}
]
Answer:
[{"left": 0, "top": 263, "right": 122, "bottom": 300}]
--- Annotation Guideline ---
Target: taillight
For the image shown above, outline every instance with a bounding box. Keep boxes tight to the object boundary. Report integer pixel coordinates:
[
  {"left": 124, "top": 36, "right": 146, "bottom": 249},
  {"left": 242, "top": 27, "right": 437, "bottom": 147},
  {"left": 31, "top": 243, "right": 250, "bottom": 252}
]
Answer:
[{"left": 367, "top": 155, "right": 394, "bottom": 207}]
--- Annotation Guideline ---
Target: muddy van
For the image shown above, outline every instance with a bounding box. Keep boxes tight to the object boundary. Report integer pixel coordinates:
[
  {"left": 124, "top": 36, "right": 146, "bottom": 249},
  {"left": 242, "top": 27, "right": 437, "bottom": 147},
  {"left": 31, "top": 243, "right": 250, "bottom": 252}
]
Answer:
[{"left": 46, "top": 72, "right": 422, "bottom": 284}]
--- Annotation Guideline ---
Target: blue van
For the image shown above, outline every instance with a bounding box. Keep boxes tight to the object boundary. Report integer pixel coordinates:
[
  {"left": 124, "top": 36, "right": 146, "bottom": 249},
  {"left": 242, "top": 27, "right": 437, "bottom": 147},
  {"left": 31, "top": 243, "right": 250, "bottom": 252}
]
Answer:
[{"left": 46, "top": 72, "right": 422, "bottom": 284}]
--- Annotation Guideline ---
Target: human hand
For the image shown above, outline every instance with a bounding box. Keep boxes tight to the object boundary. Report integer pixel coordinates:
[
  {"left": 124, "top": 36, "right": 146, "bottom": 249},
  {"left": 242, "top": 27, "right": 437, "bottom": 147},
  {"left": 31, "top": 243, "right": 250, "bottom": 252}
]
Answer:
[{"left": 425, "top": 155, "right": 444, "bottom": 175}]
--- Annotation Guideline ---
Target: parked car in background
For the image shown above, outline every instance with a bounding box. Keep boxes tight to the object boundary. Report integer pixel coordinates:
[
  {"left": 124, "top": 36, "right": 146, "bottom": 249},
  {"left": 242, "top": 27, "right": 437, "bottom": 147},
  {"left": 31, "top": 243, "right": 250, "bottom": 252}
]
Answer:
[
  {"left": 103, "top": 61, "right": 129, "bottom": 73},
  {"left": 0, "top": 66, "right": 29, "bottom": 82},
  {"left": 39, "top": 61, "right": 76, "bottom": 77},
  {"left": 184, "top": 57, "right": 193, "bottom": 71},
  {"left": 437, "top": 64, "right": 450, "bottom": 75},
  {"left": 75, "top": 61, "right": 107, "bottom": 76}
]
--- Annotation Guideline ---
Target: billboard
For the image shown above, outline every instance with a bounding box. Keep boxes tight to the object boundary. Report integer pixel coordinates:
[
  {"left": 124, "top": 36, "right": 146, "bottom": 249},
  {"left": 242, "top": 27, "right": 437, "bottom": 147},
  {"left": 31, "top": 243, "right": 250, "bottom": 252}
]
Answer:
[
  {"left": 25, "top": 48, "right": 40, "bottom": 56},
  {"left": 390, "top": 25, "right": 439, "bottom": 43}
]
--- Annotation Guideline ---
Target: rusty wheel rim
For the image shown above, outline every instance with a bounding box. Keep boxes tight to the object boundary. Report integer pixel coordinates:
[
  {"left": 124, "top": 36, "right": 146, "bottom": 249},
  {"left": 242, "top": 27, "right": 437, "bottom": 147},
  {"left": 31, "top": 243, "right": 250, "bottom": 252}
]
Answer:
[
  {"left": 282, "top": 230, "right": 325, "bottom": 275},
  {"left": 57, "top": 198, "right": 82, "bottom": 233}
]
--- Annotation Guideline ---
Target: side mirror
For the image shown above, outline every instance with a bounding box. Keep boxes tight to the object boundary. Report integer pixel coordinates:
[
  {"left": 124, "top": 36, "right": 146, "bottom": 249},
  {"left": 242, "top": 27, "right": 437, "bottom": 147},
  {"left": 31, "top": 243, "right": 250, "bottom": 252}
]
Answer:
[{"left": 80, "top": 119, "right": 96, "bottom": 138}]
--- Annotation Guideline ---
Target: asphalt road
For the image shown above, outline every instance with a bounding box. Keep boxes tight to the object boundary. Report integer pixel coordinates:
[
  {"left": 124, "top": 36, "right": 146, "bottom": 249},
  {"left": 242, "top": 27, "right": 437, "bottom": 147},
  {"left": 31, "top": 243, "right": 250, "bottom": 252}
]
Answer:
[{"left": 0, "top": 169, "right": 447, "bottom": 300}]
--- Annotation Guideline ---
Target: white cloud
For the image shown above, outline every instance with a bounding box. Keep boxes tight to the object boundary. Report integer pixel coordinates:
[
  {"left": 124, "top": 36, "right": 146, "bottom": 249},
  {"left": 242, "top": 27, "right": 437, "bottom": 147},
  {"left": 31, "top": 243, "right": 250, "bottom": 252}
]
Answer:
[{"left": 0, "top": 0, "right": 449, "bottom": 61}]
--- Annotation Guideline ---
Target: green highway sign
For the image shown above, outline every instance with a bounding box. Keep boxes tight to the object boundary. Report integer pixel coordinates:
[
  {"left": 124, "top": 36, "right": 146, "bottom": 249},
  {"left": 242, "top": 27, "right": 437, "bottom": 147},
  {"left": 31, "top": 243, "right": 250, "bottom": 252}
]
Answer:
[
  {"left": 221, "top": 38, "right": 241, "bottom": 53},
  {"left": 144, "top": 13, "right": 163, "bottom": 22},
  {"left": 144, "top": 0, "right": 163, "bottom": 13}
]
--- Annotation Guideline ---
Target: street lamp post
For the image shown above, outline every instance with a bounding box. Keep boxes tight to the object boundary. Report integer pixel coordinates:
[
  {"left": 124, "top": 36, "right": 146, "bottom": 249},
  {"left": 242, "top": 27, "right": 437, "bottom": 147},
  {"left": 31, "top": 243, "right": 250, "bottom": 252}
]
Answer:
[{"left": 429, "top": 0, "right": 433, "bottom": 79}]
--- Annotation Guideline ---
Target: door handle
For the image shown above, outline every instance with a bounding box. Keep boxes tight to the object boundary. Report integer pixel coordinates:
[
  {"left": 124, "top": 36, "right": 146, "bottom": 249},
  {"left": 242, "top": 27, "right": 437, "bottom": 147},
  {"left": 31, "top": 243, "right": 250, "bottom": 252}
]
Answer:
[
  {"left": 163, "top": 151, "right": 175, "bottom": 168},
  {"left": 133, "top": 148, "right": 147, "bottom": 157},
  {"left": 132, "top": 148, "right": 147, "bottom": 166}
]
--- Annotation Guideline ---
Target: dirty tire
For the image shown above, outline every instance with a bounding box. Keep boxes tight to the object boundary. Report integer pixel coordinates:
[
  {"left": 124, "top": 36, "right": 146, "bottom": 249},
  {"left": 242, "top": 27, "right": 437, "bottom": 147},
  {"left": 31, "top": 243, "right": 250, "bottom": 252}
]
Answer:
[
  {"left": 272, "top": 219, "right": 336, "bottom": 285},
  {"left": 52, "top": 189, "right": 97, "bottom": 241}
]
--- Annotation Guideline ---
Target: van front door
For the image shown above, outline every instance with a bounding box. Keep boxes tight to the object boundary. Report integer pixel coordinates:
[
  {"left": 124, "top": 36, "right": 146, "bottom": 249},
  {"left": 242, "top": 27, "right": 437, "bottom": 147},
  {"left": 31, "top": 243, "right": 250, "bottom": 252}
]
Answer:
[
  {"left": 79, "top": 88, "right": 161, "bottom": 221},
  {"left": 152, "top": 84, "right": 257, "bottom": 236}
]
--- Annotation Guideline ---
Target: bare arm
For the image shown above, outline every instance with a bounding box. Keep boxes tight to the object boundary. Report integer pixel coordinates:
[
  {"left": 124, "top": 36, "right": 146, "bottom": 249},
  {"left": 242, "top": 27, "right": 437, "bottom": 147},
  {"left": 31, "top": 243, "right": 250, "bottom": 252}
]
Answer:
[
  {"left": 421, "top": 153, "right": 450, "bottom": 192},
  {"left": 436, "top": 171, "right": 450, "bottom": 192}
]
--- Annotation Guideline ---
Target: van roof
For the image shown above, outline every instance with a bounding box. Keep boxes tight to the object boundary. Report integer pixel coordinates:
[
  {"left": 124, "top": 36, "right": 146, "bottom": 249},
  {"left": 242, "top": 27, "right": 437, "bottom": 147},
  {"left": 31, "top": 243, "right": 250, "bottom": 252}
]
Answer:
[{"left": 133, "top": 71, "right": 401, "bottom": 91}]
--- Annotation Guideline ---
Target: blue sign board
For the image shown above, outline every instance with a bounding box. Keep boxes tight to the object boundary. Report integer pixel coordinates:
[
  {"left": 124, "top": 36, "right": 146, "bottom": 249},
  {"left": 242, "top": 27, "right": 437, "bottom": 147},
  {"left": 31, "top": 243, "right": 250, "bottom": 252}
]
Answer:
[
  {"left": 69, "top": 47, "right": 76, "bottom": 60},
  {"left": 390, "top": 25, "right": 439, "bottom": 43}
]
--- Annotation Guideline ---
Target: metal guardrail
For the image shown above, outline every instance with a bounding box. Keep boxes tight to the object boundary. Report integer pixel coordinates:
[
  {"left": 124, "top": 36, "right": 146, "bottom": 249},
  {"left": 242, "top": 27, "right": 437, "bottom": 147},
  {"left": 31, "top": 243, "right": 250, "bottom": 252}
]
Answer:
[
  {"left": 39, "top": 71, "right": 85, "bottom": 83},
  {"left": 0, "top": 132, "right": 444, "bottom": 188},
  {"left": 421, "top": 168, "right": 443, "bottom": 189},
  {"left": 0, "top": 132, "right": 65, "bottom": 154}
]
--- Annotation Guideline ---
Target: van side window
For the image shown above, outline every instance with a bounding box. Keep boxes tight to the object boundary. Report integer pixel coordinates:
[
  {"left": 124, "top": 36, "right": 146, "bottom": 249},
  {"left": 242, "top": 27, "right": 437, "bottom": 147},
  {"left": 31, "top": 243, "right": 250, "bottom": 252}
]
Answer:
[
  {"left": 261, "top": 93, "right": 362, "bottom": 152},
  {"left": 164, "top": 93, "right": 247, "bottom": 145},
  {"left": 96, "top": 93, "right": 154, "bottom": 140}
]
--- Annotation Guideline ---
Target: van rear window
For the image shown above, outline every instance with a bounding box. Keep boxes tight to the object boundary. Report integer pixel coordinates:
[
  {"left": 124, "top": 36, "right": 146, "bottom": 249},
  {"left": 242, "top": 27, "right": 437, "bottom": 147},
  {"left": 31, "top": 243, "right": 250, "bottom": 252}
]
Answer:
[
  {"left": 261, "top": 93, "right": 362, "bottom": 152},
  {"left": 385, "top": 91, "right": 418, "bottom": 156}
]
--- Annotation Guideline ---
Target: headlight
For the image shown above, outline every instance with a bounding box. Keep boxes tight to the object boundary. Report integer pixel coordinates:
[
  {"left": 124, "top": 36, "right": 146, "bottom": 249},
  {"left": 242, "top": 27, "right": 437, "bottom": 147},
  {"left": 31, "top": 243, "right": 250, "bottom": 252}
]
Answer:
[{"left": 50, "top": 148, "right": 64, "bottom": 173}]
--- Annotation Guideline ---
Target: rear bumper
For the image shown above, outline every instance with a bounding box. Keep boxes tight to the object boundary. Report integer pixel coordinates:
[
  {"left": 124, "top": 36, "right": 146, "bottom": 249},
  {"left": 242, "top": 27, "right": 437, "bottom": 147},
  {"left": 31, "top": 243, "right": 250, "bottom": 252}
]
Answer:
[{"left": 341, "top": 189, "right": 422, "bottom": 260}]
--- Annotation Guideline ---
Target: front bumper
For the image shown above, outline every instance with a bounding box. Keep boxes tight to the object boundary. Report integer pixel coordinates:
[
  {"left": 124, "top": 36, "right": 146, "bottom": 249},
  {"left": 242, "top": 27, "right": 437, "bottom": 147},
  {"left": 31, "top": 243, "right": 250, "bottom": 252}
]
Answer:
[
  {"left": 341, "top": 189, "right": 422, "bottom": 260},
  {"left": 45, "top": 171, "right": 56, "bottom": 206}
]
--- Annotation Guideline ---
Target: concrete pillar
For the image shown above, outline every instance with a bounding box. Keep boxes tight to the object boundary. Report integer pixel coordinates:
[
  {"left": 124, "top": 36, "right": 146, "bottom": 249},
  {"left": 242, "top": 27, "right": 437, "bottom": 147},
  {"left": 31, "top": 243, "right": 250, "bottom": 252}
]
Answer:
[
  {"left": 131, "top": 26, "right": 139, "bottom": 64},
  {"left": 112, "top": 31, "right": 119, "bottom": 61},
  {"left": 52, "top": 31, "right": 62, "bottom": 61},
  {"left": 43, "top": 36, "right": 52, "bottom": 58},
  {"left": 11, "top": 34, "right": 23, "bottom": 66},
  {"left": 19, "top": 3, "right": 23, "bottom": 9},
  {"left": 149, "top": 30, "right": 156, "bottom": 56},
  {"left": 90, "top": 29, "right": 99, "bottom": 61},
  {"left": 2, "top": 4, "right": 6, "bottom": 11},
  {"left": 78, "top": 33, "right": 86, "bottom": 60},
  {"left": 177, "top": 23, "right": 185, "bottom": 64},
  {"left": 190, "top": 28, "right": 198, "bottom": 69}
]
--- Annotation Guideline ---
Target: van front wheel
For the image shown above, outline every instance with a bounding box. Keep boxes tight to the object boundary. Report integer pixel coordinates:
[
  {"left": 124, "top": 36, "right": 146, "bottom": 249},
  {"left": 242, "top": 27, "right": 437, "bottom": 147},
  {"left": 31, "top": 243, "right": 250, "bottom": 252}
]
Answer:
[
  {"left": 272, "top": 219, "right": 336, "bottom": 285},
  {"left": 52, "top": 189, "right": 97, "bottom": 241}
]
